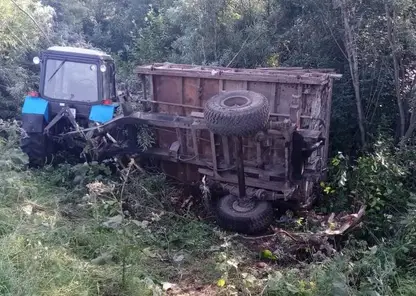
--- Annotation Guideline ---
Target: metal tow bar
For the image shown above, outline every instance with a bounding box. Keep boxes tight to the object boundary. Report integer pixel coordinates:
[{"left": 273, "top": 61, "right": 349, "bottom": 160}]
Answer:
[{"left": 234, "top": 136, "right": 252, "bottom": 207}]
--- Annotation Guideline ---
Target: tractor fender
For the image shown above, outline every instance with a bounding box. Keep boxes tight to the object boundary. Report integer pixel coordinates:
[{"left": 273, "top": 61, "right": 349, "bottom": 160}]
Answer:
[
  {"left": 21, "top": 96, "right": 49, "bottom": 133},
  {"left": 89, "top": 104, "right": 116, "bottom": 124}
]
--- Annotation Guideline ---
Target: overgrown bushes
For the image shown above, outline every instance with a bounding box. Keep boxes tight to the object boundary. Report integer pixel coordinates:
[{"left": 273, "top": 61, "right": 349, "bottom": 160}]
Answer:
[
  {"left": 319, "top": 138, "right": 416, "bottom": 238},
  {"left": 262, "top": 136, "right": 416, "bottom": 296}
]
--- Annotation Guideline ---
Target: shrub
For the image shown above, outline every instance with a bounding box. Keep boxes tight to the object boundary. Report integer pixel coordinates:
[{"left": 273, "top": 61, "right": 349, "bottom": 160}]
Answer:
[{"left": 320, "top": 139, "right": 416, "bottom": 237}]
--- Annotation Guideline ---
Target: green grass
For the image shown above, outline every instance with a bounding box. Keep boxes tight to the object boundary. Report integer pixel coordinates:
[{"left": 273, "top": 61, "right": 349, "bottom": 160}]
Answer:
[
  {"left": 2, "top": 123, "right": 416, "bottom": 296},
  {"left": 0, "top": 138, "right": 239, "bottom": 296},
  {"left": 0, "top": 156, "right": 282, "bottom": 295}
]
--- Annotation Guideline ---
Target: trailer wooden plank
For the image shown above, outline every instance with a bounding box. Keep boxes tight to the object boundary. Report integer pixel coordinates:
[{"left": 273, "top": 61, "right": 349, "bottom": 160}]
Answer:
[
  {"left": 137, "top": 63, "right": 338, "bottom": 80},
  {"left": 136, "top": 67, "right": 327, "bottom": 85},
  {"left": 222, "top": 136, "right": 231, "bottom": 165},
  {"left": 199, "top": 168, "right": 292, "bottom": 194},
  {"left": 210, "top": 132, "right": 218, "bottom": 175}
]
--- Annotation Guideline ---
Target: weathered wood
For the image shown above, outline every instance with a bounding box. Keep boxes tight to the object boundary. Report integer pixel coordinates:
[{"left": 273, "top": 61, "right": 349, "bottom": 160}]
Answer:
[
  {"left": 256, "top": 142, "right": 263, "bottom": 168},
  {"left": 210, "top": 132, "right": 218, "bottom": 175},
  {"left": 141, "top": 146, "right": 286, "bottom": 178},
  {"left": 270, "top": 83, "right": 277, "bottom": 113},
  {"left": 242, "top": 80, "right": 248, "bottom": 90},
  {"left": 140, "top": 74, "right": 147, "bottom": 101},
  {"left": 222, "top": 136, "right": 231, "bottom": 165},
  {"left": 291, "top": 84, "right": 303, "bottom": 127},
  {"left": 190, "top": 111, "right": 204, "bottom": 118},
  {"left": 290, "top": 95, "right": 301, "bottom": 127},
  {"left": 137, "top": 63, "right": 336, "bottom": 82},
  {"left": 322, "top": 83, "right": 333, "bottom": 177},
  {"left": 136, "top": 66, "right": 328, "bottom": 85},
  {"left": 199, "top": 168, "right": 292, "bottom": 194},
  {"left": 149, "top": 75, "right": 156, "bottom": 112},
  {"left": 219, "top": 79, "right": 224, "bottom": 92},
  {"left": 176, "top": 128, "right": 186, "bottom": 155},
  {"left": 311, "top": 88, "right": 323, "bottom": 131},
  {"left": 180, "top": 76, "right": 185, "bottom": 115},
  {"left": 191, "top": 128, "right": 199, "bottom": 160},
  {"left": 134, "top": 62, "right": 337, "bottom": 205},
  {"left": 149, "top": 103, "right": 314, "bottom": 121},
  {"left": 297, "top": 129, "right": 322, "bottom": 140}
]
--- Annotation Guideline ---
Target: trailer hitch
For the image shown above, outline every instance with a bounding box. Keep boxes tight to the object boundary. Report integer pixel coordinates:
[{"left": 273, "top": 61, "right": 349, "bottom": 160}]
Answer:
[{"left": 44, "top": 106, "right": 79, "bottom": 135}]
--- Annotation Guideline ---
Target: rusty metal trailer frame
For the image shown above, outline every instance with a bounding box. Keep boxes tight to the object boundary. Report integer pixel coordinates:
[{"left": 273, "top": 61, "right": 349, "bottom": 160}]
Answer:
[{"left": 129, "top": 63, "right": 337, "bottom": 207}]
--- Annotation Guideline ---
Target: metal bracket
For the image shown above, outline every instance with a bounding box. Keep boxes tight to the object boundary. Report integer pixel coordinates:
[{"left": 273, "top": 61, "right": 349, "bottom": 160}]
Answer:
[
  {"left": 44, "top": 106, "right": 81, "bottom": 137},
  {"left": 169, "top": 141, "right": 181, "bottom": 159}
]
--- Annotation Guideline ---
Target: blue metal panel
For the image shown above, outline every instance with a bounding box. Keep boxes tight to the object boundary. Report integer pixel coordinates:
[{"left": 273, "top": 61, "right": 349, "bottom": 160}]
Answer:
[
  {"left": 89, "top": 105, "right": 115, "bottom": 123},
  {"left": 22, "top": 96, "right": 49, "bottom": 122}
]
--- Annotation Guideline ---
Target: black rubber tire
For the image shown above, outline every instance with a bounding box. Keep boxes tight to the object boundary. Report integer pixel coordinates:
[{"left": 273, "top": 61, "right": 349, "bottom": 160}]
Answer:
[
  {"left": 216, "top": 194, "right": 274, "bottom": 234},
  {"left": 20, "top": 133, "right": 47, "bottom": 168},
  {"left": 204, "top": 90, "right": 270, "bottom": 137}
]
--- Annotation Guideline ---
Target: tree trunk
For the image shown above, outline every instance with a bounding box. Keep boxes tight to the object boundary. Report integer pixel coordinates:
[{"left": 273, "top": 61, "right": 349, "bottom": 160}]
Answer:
[
  {"left": 386, "top": 3, "right": 406, "bottom": 139},
  {"left": 340, "top": 0, "right": 366, "bottom": 147},
  {"left": 400, "top": 110, "right": 416, "bottom": 146}
]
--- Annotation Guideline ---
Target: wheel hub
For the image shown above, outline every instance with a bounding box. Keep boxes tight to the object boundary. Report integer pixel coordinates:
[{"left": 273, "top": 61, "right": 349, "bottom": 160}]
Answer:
[
  {"left": 232, "top": 199, "right": 256, "bottom": 213},
  {"left": 221, "top": 96, "right": 250, "bottom": 108}
]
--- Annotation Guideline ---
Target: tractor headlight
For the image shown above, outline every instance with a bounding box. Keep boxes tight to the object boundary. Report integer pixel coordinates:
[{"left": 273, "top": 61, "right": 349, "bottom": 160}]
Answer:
[
  {"left": 33, "top": 56, "right": 40, "bottom": 65},
  {"left": 100, "top": 64, "right": 107, "bottom": 72}
]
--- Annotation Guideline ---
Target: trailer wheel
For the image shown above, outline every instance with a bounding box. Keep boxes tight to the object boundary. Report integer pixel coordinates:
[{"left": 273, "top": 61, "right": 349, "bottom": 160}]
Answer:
[
  {"left": 204, "top": 90, "right": 270, "bottom": 137},
  {"left": 20, "top": 133, "right": 48, "bottom": 167},
  {"left": 216, "top": 194, "right": 274, "bottom": 234}
]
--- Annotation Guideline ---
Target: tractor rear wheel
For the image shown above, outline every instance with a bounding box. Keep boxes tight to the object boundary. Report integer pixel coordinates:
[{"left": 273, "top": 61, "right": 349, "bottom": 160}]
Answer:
[{"left": 20, "top": 133, "right": 48, "bottom": 167}]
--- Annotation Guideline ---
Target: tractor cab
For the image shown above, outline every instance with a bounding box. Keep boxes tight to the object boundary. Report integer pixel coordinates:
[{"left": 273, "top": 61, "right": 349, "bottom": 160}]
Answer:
[
  {"left": 25, "top": 46, "right": 118, "bottom": 126},
  {"left": 22, "top": 46, "right": 119, "bottom": 133},
  {"left": 21, "top": 46, "right": 120, "bottom": 167},
  {"left": 37, "top": 46, "right": 116, "bottom": 104}
]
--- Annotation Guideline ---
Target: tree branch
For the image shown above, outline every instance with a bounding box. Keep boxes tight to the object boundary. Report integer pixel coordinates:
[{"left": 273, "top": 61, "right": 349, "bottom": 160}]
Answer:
[
  {"left": 9, "top": 0, "right": 51, "bottom": 44},
  {"left": 386, "top": 3, "right": 406, "bottom": 139},
  {"left": 400, "top": 113, "right": 416, "bottom": 146},
  {"left": 340, "top": 0, "right": 366, "bottom": 147}
]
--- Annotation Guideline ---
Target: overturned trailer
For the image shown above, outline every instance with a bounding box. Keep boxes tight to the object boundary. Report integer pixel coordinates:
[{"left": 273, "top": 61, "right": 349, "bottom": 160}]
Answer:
[{"left": 120, "top": 63, "right": 338, "bottom": 233}]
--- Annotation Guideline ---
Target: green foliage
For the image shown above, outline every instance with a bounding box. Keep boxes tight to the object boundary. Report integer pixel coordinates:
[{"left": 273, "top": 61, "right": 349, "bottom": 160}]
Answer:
[
  {"left": 44, "top": 162, "right": 112, "bottom": 190},
  {"left": 132, "top": 0, "right": 277, "bottom": 67},
  {"left": 0, "top": 0, "right": 54, "bottom": 119},
  {"left": 0, "top": 128, "right": 224, "bottom": 295},
  {"left": 265, "top": 236, "right": 416, "bottom": 296},
  {"left": 0, "top": 0, "right": 53, "bottom": 53},
  {"left": 133, "top": 7, "right": 176, "bottom": 64},
  {"left": 320, "top": 139, "right": 416, "bottom": 236},
  {"left": 2, "top": 0, "right": 416, "bottom": 294}
]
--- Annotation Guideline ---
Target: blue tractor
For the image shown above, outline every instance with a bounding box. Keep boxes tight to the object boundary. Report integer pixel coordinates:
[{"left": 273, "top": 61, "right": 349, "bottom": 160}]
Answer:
[{"left": 20, "top": 46, "right": 132, "bottom": 166}]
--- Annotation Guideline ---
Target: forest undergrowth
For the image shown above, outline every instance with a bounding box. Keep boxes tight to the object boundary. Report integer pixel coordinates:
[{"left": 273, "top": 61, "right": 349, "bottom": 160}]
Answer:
[{"left": 2, "top": 120, "right": 416, "bottom": 296}]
